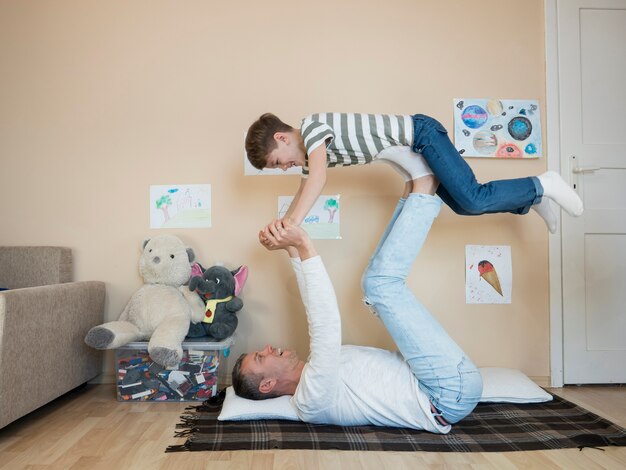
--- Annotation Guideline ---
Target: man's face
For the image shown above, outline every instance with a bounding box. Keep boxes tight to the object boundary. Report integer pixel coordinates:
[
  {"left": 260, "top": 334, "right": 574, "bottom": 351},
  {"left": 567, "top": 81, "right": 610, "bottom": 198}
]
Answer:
[
  {"left": 241, "top": 344, "right": 301, "bottom": 383},
  {"left": 265, "top": 134, "right": 305, "bottom": 171}
]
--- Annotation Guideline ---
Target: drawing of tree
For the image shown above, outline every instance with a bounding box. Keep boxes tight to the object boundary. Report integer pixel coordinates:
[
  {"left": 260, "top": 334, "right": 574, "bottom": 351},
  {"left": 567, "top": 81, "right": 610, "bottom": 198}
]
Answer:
[
  {"left": 324, "top": 197, "right": 339, "bottom": 223},
  {"left": 156, "top": 194, "right": 172, "bottom": 222}
]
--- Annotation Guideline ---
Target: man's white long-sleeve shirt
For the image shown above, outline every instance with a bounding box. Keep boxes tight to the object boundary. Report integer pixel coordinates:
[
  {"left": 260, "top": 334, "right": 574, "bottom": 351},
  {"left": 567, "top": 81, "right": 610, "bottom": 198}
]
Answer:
[{"left": 290, "top": 256, "right": 449, "bottom": 433}]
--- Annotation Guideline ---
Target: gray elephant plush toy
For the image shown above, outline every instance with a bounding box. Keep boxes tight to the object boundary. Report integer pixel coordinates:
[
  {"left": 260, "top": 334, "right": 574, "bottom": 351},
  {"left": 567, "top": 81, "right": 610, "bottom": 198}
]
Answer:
[
  {"left": 84, "top": 235, "right": 205, "bottom": 367},
  {"left": 186, "top": 264, "right": 248, "bottom": 340}
]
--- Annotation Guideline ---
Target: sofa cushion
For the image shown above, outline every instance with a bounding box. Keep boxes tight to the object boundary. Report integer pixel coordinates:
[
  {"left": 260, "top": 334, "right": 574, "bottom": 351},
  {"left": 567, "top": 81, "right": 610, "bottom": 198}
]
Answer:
[{"left": 0, "top": 247, "right": 72, "bottom": 288}]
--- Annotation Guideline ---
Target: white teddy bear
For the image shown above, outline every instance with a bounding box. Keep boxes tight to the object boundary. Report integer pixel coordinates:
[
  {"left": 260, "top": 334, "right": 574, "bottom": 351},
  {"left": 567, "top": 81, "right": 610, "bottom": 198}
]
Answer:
[{"left": 85, "top": 235, "right": 205, "bottom": 367}]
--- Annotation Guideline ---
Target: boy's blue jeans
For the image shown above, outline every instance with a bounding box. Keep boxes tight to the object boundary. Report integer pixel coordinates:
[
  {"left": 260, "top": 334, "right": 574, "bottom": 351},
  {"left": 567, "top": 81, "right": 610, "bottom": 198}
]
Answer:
[
  {"left": 362, "top": 194, "right": 482, "bottom": 424},
  {"left": 412, "top": 114, "right": 543, "bottom": 215}
]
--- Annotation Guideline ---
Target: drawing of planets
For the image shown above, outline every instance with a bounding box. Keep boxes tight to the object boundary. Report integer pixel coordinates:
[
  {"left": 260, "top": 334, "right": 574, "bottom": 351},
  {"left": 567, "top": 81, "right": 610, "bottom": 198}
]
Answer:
[
  {"left": 486, "top": 99, "right": 503, "bottom": 116},
  {"left": 496, "top": 143, "right": 522, "bottom": 158},
  {"left": 490, "top": 124, "right": 503, "bottom": 131},
  {"left": 461, "top": 105, "right": 488, "bottom": 129},
  {"left": 525, "top": 143, "right": 537, "bottom": 155},
  {"left": 473, "top": 131, "right": 498, "bottom": 155},
  {"left": 508, "top": 116, "right": 532, "bottom": 141}
]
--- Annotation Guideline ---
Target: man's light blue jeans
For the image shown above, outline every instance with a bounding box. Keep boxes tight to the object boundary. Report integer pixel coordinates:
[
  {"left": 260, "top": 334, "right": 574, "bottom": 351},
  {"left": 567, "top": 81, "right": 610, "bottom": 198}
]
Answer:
[
  {"left": 412, "top": 114, "right": 543, "bottom": 215},
  {"left": 362, "top": 194, "right": 482, "bottom": 424}
]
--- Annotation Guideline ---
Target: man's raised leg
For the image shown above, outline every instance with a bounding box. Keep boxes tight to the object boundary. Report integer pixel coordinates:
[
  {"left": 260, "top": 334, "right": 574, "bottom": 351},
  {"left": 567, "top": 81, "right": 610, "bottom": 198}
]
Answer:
[{"left": 361, "top": 179, "right": 482, "bottom": 424}]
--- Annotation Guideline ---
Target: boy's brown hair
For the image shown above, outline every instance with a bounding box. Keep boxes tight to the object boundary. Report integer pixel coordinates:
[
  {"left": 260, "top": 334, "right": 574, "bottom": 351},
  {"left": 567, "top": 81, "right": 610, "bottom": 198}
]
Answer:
[{"left": 245, "top": 113, "right": 294, "bottom": 170}]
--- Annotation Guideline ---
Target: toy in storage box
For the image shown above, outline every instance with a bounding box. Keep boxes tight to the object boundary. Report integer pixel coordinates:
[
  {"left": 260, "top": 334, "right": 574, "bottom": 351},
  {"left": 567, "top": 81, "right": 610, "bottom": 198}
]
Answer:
[{"left": 116, "top": 336, "right": 233, "bottom": 402}]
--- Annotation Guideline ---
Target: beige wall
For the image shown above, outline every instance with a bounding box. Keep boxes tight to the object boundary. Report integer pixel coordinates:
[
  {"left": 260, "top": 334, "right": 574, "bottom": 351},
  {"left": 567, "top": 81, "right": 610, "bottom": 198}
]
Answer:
[{"left": 0, "top": 0, "right": 550, "bottom": 381}]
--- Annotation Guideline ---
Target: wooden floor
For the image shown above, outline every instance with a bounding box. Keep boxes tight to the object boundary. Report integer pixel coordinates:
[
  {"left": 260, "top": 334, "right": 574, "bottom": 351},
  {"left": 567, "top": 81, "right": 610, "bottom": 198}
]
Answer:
[{"left": 0, "top": 384, "right": 624, "bottom": 469}]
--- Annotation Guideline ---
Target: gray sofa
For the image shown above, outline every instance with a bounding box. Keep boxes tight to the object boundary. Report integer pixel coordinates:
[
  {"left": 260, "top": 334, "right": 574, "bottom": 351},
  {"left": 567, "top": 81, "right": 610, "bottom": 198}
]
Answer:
[{"left": 0, "top": 246, "right": 105, "bottom": 429}]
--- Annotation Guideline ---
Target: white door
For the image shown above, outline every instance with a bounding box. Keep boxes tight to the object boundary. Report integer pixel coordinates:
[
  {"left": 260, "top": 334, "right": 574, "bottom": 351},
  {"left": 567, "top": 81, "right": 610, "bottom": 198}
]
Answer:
[{"left": 559, "top": 0, "right": 626, "bottom": 383}]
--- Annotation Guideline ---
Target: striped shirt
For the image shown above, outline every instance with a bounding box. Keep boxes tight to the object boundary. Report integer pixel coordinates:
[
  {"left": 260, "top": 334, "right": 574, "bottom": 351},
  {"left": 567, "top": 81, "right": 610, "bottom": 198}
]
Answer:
[{"left": 300, "top": 113, "right": 414, "bottom": 176}]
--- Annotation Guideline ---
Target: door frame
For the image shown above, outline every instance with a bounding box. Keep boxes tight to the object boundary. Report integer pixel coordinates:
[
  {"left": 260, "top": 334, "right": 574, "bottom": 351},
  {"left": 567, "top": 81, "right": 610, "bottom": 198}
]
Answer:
[{"left": 545, "top": 0, "right": 565, "bottom": 387}]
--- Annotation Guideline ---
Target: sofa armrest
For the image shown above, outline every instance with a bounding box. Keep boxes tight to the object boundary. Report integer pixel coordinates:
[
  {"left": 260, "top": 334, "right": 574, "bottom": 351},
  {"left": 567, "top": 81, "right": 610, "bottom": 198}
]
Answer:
[{"left": 0, "top": 281, "right": 105, "bottom": 428}]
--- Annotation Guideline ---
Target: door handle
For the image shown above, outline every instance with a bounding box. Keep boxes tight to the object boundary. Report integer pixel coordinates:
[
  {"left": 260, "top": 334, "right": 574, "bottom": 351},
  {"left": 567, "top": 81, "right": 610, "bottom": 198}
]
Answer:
[{"left": 572, "top": 167, "right": 600, "bottom": 174}]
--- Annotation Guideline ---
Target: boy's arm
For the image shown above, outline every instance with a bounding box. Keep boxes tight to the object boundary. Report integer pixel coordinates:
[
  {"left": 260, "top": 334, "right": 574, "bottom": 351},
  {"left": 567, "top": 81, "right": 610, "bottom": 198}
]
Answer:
[
  {"left": 284, "top": 145, "right": 327, "bottom": 225},
  {"left": 283, "top": 178, "right": 306, "bottom": 221}
]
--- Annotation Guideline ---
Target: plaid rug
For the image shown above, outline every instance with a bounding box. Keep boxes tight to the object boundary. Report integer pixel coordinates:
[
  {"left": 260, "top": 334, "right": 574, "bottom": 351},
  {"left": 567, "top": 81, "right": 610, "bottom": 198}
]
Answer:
[{"left": 165, "top": 390, "right": 626, "bottom": 452}]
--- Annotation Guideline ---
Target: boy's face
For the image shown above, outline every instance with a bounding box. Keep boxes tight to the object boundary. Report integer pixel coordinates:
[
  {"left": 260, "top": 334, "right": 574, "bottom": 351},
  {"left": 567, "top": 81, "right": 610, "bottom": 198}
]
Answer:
[{"left": 265, "top": 132, "right": 305, "bottom": 171}]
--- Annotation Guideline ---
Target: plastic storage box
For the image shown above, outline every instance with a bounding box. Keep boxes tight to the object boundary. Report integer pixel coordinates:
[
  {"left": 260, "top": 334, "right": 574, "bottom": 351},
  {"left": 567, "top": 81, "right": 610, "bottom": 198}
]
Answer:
[{"left": 115, "top": 336, "right": 233, "bottom": 402}]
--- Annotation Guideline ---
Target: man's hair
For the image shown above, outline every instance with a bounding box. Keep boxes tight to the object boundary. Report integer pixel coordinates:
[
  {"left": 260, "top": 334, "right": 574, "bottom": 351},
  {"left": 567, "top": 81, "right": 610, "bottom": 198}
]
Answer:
[
  {"left": 245, "top": 113, "right": 294, "bottom": 170},
  {"left": 231, "top": 352, "right": 273, "bottom": 400}
]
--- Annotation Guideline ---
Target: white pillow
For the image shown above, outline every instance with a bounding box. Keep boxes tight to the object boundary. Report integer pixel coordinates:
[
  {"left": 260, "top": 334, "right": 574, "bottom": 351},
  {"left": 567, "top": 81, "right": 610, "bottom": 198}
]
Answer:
[
  {"left": 479, "top": 367, "right": 553, "bottom": 403},
  {"left": 217, "top": 386, "right": 301, "bottom": 421}
]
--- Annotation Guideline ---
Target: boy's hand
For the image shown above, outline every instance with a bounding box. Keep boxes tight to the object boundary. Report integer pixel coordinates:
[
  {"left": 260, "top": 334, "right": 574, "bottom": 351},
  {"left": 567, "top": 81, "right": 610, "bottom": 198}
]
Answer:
[
  {"left": 259, "top": 219, "right": 301, "bottom": 249},
  {"left": 259, "top": 219, "right": 290, "bottom": 254},
  {"left": 259, "top": 229, "right": 283, "bottom": 251},
  {"left": 259, "top": 219, "right": 316, "bottom": 259}
]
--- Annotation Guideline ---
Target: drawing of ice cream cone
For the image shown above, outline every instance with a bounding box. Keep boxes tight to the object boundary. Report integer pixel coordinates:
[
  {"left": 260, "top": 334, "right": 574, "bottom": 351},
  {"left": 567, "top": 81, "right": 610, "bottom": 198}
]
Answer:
[{"left": 478, "top": 260, "right": 503, "bottom": 296}]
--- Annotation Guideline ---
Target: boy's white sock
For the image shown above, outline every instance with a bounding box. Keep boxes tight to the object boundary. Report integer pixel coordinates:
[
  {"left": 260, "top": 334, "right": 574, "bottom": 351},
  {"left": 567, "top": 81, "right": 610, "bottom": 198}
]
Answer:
[
  {"left": 537, "top": 171, "right": 584, "bottom": 217},
  {"left": 532, "top": 198, "right": 557, "bottom": 234}
]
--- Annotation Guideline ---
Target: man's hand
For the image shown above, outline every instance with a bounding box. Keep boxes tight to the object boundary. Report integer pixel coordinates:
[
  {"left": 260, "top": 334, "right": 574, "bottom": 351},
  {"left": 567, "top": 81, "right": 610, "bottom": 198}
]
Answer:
[
  {"left": 260, "top": 217, "right": 292, "bottom": 237},
  {"left": 258, "top": 225, "right": 287, "bottom": 252},
  {"left": 259, "top": 219, "right": 296, "bottom": 258},
  {"left": 259, "top": 219, "right": 317, "bottom": 260}
]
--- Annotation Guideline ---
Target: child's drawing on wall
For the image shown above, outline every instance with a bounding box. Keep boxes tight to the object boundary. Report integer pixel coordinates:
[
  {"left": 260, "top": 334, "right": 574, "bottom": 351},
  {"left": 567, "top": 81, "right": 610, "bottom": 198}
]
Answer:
[
  {"left": 453, "top": 98, "right": 542, "bottom": 159},
  {"left": 324, "top": 197, "right": 339, "bottom": 223},
  {"left": 150, "top": 184, "right": 211, "bottom": 229},
  {"left": 465, "top": 245, "right": 512, "bottom": 304},
  {"left": 278, "top": 195, "right": 341, "bottom": 239},
  {"left": 155, "top": 194, "right": 172, "bottom": 223}
]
